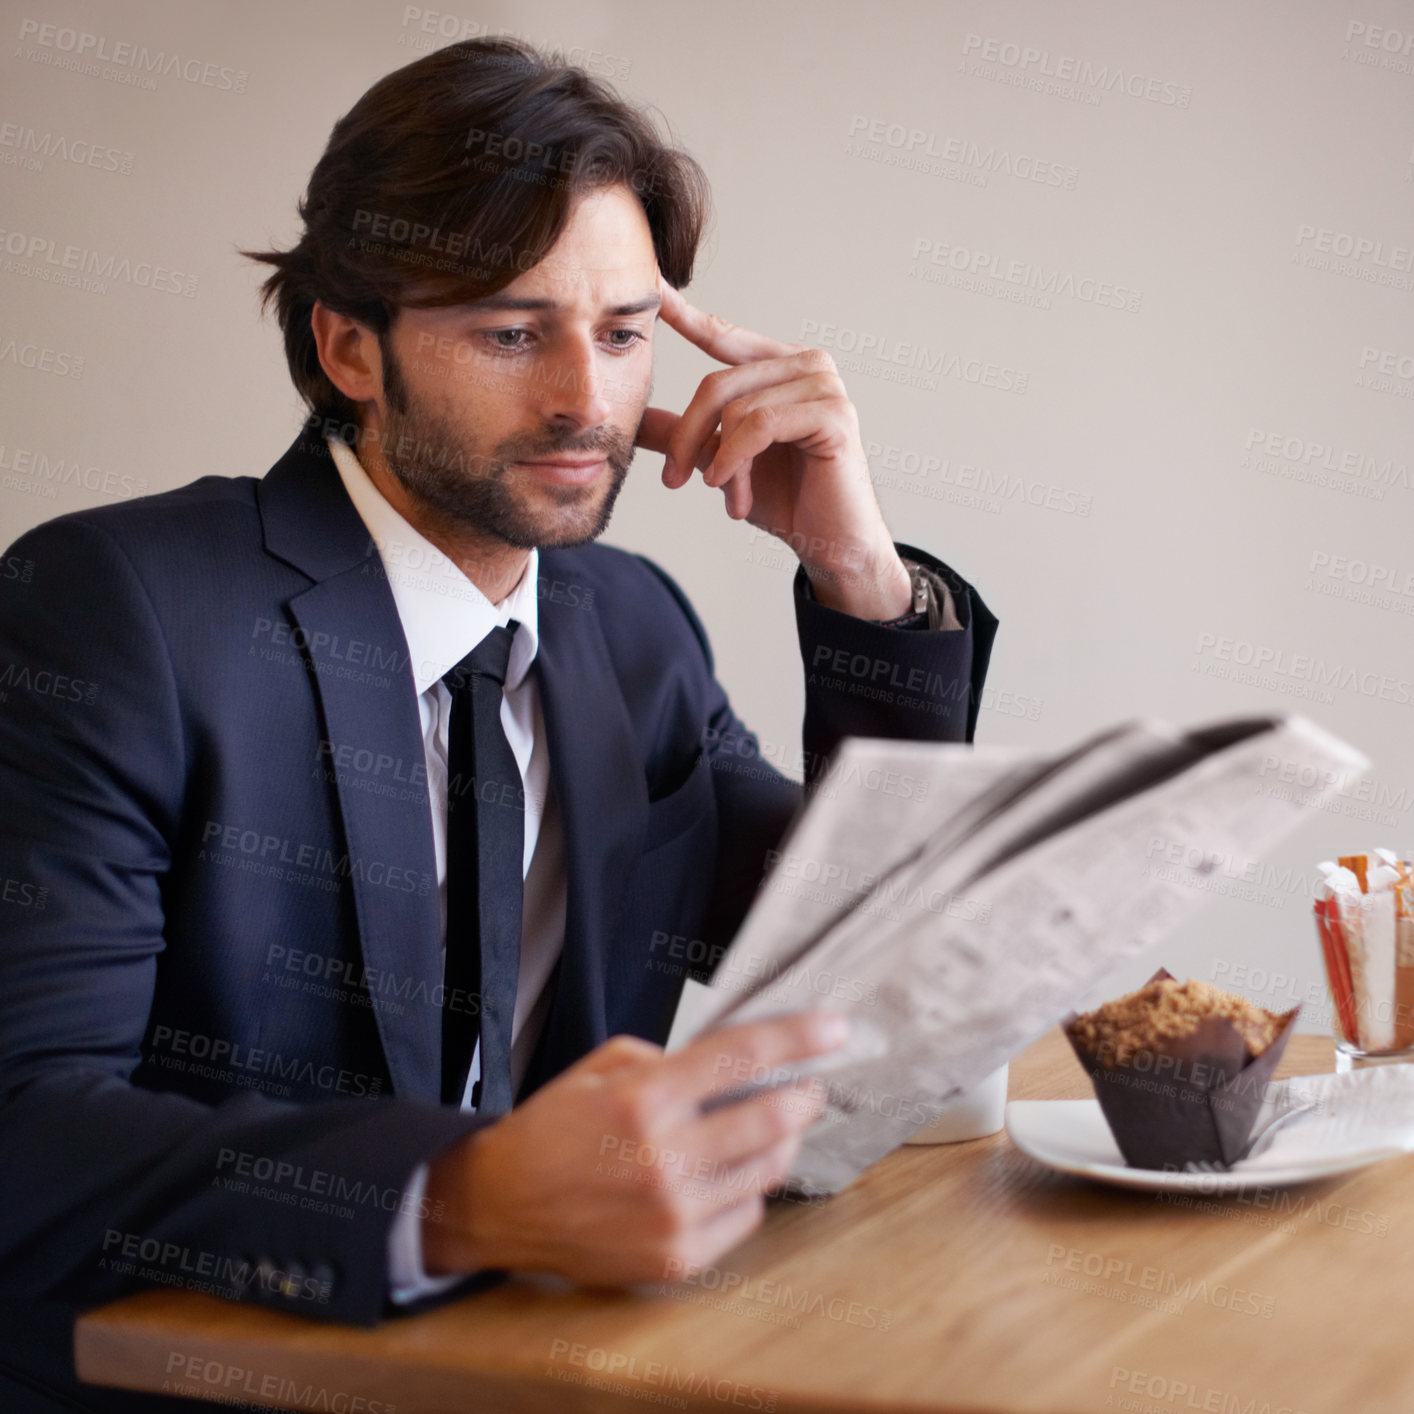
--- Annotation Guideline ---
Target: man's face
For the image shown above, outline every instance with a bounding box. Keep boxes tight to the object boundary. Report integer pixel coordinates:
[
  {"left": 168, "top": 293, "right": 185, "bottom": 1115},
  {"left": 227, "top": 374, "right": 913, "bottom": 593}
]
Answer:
[{"left": 373, "top": 183, "right": 660, "bottom": 550}]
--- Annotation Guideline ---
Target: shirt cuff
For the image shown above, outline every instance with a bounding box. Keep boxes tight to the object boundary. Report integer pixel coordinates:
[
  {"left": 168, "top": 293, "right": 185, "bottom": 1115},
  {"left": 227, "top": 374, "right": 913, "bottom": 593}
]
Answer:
[{"left": 387, "top": 1162, "right": 468, "bottom": 1306}]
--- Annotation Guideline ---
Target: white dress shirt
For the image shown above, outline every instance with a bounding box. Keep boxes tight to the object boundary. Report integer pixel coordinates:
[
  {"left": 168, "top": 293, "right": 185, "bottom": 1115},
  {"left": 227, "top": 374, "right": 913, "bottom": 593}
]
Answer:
[{"left": 326, "top": 435, "right": 568, "bottom": 1302}]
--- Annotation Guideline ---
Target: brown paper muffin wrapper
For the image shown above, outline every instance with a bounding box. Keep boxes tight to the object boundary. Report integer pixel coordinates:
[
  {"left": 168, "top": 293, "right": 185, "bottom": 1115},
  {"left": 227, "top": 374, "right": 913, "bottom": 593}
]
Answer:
[{"left": 1063, "top": 969, "right": 1301, "bottom": 1171}]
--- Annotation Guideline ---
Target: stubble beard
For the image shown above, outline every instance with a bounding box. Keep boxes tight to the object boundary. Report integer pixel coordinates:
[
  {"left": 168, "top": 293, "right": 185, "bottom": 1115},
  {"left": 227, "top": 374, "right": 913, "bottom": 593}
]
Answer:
[{"left": 377, "top": 338, "right": 638, "bottom": 550}]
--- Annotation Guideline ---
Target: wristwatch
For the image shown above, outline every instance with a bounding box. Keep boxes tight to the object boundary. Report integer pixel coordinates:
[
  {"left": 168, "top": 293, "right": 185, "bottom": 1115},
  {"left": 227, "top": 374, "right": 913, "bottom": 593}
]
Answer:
[
  {"left": 877, "top": 558, "right": 947, "bottom": 630},
  {"left": 876, "top": 559, "right": 933, "bottom": 633}
]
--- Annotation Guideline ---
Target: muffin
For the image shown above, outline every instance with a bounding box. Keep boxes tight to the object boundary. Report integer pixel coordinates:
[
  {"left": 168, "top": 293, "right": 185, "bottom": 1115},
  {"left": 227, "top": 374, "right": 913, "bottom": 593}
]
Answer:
[{"left": 1063, "top": 969, "right": 1299, "bottom": 1170}]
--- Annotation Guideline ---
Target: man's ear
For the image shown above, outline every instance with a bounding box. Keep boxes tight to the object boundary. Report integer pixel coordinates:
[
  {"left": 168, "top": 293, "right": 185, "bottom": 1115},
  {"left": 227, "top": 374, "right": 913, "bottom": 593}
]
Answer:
[{"left": 310, "top": 301, "right": 384, "bottom": 406}]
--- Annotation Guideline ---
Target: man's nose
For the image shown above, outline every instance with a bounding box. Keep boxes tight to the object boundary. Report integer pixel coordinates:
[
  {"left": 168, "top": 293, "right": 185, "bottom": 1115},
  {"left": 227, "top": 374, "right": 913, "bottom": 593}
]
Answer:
[{"left": 544, "top": 335, "right": 614, "bottom": 430}]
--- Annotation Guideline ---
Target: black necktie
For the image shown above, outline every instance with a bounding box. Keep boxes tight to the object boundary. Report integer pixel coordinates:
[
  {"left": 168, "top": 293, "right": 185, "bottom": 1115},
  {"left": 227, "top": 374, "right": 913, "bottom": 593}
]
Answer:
[{"left": 441, "top": 622, "right": 523, "bottom": 1114}]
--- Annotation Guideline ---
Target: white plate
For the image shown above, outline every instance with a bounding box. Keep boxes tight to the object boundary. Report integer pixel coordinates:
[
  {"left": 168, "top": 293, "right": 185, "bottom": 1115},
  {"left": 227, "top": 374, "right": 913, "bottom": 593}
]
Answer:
[{"left": 1004, "top": 1099, "right": 1399, "bottom": 1193}]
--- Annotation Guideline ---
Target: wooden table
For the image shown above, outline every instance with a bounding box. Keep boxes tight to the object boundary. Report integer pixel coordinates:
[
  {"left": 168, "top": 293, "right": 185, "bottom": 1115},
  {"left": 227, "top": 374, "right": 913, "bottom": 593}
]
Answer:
[{"left": 77, "top": 1031, "right": 1406, "bottom": 1414}]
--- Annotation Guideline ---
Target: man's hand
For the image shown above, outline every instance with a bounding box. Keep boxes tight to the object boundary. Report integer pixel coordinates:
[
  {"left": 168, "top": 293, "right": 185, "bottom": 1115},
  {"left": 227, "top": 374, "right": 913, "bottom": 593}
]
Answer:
[
  {"left": 421, "top": 1010, "right": 848, "bottom": 1286},
  {"left": 635, "top": 279, "right": 912, "bottom": 621}
]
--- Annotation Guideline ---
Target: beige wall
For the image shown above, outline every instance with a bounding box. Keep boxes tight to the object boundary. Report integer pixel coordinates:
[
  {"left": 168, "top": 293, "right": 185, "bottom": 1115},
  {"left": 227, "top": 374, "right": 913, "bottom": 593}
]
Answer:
[{"left": 3, "top": 0, "right": 1411, "bottom": 1023}]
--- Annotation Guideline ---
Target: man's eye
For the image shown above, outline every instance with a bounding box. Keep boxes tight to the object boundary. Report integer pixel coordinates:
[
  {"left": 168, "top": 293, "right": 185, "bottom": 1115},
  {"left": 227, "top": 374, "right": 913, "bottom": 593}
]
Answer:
[
  {"left": 604, "top": 329, "right": 645, "bottom": 351},
  {"left": 486, "top": 328, "right": 531, "bottom": 350}
]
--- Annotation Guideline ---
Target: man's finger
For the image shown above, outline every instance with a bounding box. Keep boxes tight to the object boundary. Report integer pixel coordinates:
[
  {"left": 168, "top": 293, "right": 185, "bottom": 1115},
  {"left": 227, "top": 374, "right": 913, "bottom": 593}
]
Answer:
[
  {"left": 636, "top": 407, "right": 694, "bottom": 490},
  {"left": 675, "top": 430, "right": 723, "bottom": 490},
  {"left": 662, "top": 1192, "right": 766, "bottom": 1278},
  {"left": 686, "top": 1079, "right": 826, "bottom": 1169},
  {"left": 635, "top": 406, "right": 679, "bottom": 455},
  {"left": 716, "top": 1132, "right": 806, "bottom": 1202},
  {"left": 707, "top": 396, "right": 852, "bottom": 522},
  {"left": 695, "top": 430, "right": 722, "bottom": 481},
  {"left": 661, "top": 1010, "right": 849, "bottom": 1113},
  {"left": 710, "top": 398, "right": 847, "bottom": 491},
  {"left": 575, "top": 1033, "right": 663, "bottom": 1077},
  {"left": 659, "top": 279, "right": 801, "bottom": 367},
  {"left": 722, "top": 470, "right": 753, "bottom": 522},
  {"left": 638, "top": 408, "right": 720, "bottom": 489},
  {"left": 665, "top": 356, "right": 836, "bottom": 488}
]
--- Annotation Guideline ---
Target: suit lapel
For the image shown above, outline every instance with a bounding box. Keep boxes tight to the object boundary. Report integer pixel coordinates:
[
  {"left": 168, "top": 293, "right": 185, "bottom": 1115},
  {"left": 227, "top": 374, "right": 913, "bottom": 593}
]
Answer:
[
  {"left": 520, "top": 583, "right": 648, "bottom": 1091},
  {"left": 256, "top": 435, "right": 651, "bottom": 1102},
  {"left": 258, "top": 434, "right": 442, "bottom": 1103}
]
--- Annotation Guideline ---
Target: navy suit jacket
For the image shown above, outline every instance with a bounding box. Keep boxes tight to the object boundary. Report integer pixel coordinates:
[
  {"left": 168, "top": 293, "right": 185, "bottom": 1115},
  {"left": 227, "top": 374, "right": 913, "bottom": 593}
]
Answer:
[{"left": 0, "top": 429, "right": 996, "bottom": 1343}]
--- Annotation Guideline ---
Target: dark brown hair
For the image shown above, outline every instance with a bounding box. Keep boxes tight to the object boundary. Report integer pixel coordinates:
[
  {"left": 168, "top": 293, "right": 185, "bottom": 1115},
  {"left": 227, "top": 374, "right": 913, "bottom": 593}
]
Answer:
[{"left": 243, "top": 38, "right": 710, "bottom": 430}]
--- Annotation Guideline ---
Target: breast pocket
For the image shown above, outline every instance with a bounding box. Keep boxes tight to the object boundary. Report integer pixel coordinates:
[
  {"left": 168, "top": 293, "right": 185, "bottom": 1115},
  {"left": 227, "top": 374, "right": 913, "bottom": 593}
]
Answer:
[
  {"left": 612, "top": 750, "right": 720, "bottom": 1041},
  {"left": 642, "top": 750, "right": 715, "bottom": 855}
]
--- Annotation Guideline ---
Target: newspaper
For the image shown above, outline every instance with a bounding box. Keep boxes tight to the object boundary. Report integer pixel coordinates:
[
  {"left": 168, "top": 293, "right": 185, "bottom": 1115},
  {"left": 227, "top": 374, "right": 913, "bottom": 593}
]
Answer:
[
  {"left": 1239, "top": 1065, "right": 1414, "bottom": 1171},
  {"left": 672, "top": 715, "right": 1369, "bottom": 1194}
]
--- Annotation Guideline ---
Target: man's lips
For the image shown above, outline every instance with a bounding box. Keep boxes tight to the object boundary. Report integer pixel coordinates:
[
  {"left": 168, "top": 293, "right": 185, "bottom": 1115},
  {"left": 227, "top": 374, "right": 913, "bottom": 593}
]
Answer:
[{"left": 515, "top": 457, "right": 607, "bottom": 486}]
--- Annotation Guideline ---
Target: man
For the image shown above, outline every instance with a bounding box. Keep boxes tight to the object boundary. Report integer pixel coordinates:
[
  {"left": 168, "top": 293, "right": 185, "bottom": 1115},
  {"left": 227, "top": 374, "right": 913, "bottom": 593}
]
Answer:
[{"left": 0, "top": 37, "right": 996, "bottom": 1412}]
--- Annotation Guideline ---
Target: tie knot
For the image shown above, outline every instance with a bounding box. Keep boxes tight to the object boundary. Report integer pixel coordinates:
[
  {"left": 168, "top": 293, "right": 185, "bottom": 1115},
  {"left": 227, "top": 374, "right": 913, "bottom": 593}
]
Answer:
[{"left": 445, "top": 621, "right": 518, "bottom": 692}]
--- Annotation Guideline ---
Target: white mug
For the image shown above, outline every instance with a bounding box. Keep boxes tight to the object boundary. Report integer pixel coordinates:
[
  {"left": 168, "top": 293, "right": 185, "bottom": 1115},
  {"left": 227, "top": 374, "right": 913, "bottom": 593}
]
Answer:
[{"left": 903, "top": 1063, "right": 1010, "bottom": 1145}]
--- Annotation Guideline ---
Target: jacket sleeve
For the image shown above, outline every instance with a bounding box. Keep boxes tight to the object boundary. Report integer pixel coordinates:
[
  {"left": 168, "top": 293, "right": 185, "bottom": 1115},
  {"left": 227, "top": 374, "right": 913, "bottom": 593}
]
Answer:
[
  {"left": 641, "top": 541, "right": 997, "bottom": 962},
  {"left": 0, "top": 517, "right": 487, "bottom": 1327},
  {"left": 795, "top": 540, "right": 998, "bottom": 776}
]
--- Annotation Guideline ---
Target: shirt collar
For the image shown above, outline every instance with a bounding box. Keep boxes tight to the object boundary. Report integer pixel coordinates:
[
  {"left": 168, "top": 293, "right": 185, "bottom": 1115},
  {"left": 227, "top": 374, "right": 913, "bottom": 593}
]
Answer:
[{"left": 327, "top": 434, "right": 540, "bottom": 695}]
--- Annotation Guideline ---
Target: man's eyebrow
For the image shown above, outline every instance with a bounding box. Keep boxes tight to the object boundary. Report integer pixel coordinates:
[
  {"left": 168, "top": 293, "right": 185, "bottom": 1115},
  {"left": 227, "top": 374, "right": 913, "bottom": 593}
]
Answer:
[{"left": 461, "top": 292, "right": 663, "bottom": 316}]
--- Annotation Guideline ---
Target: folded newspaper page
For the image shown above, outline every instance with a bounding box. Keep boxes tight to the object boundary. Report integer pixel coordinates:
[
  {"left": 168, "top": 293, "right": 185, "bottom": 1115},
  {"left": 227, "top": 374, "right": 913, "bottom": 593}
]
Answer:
[
  {"left": 1218, "top": 1064, "right": 1414, "bottom": 1173},
  {"left": 674, "top": 715, "right": 1369, "bottom": 1194}
]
